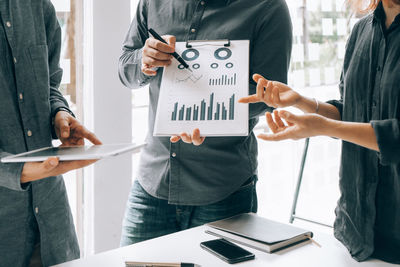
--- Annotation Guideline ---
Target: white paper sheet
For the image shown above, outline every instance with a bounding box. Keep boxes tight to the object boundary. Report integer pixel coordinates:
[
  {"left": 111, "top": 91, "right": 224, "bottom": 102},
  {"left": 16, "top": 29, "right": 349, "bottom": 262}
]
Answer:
[{"left": 154, "top": 40, "right": 249, "bottom": 136}]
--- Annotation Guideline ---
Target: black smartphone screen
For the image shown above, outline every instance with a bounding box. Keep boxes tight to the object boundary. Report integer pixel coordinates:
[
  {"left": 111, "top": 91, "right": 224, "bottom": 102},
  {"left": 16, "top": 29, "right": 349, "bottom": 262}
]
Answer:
[{"left": 200, "top": 239, "right": 255, "bottom": 264}]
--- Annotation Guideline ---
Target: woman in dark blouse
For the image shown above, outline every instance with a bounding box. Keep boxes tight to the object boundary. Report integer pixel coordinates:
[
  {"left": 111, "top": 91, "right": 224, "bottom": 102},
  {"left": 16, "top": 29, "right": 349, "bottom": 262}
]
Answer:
[{"left": 240, "top": 0, "right": 400, "bottom": 263}]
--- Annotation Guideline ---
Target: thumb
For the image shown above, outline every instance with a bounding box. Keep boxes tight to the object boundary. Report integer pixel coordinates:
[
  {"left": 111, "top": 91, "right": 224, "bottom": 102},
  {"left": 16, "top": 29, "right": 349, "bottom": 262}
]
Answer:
[
  {"left": 42, "top": 157, "right": 59, "bottom": 172},
  {"left": 164, "top": 35, "right": 176, "bottom": 49},
  {"left": 59, "top": 118, "right": 70, "bottom": 138},
  {"left": 278, "top": 110, "right": 298, "bottom": 123}
]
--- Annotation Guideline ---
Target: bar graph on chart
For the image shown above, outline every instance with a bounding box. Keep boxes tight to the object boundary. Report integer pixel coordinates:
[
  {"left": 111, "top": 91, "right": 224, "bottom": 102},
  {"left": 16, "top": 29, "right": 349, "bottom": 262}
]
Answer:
[
  {"left": 209, "top": 73, "right": 237, "bottom": 86},
  {"left": 171, "top": 93, "right": 235, "bottom": 122}
]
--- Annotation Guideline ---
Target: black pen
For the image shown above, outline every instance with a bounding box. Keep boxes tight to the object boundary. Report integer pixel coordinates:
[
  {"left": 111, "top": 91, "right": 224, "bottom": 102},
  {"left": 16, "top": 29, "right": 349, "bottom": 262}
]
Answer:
[{"left": 148, "top": 28, "right": 192, "bottom": 72}]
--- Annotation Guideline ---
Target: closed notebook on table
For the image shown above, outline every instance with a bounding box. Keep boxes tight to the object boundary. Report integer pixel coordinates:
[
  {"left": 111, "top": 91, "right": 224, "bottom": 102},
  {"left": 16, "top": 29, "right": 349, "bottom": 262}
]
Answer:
[{"left": 205, "top": 213, "right": 313, "bottom": 253}]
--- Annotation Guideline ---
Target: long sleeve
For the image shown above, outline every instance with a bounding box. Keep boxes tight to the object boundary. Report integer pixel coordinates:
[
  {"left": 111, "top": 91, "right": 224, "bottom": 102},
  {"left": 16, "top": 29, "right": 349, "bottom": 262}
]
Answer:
[
  {"left": 119, "top": 0, "right": 152, "bottom": 89},
  {"left": 248, "top": 0, "right": 292, "bottom": 118},
  {"left": 326, "top": 72, "right": 344, "bottom": 119},
  {"left": 0, "top": 150, "right": 25, "bottom": 191}
]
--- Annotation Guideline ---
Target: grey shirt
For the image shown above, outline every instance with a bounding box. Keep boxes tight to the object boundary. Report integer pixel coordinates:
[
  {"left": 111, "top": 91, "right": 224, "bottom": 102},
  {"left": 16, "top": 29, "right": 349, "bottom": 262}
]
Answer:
[
  {"left": 119, "top": 0, "right": 292, "bottom": 205},
  {"left": 328, "top": 3, "right": 400, "bottom": 263},
  {"left": 0, "top": 0, "right": 79, "bottom": 266}
]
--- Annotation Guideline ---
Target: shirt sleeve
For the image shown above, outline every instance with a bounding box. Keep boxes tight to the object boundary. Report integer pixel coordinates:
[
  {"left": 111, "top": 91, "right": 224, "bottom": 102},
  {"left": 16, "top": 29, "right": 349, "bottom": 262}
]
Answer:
[
  {"left": 249, "top": 0, "right": 292, "bottom": 118},
  {"left": 371, "top": 119, "right": 400, "bottom": 165},
  {"left": 326, "top": 72, "right": 344, "bottom": 119},
  {"left": 119, "top": 0, "right": 152, "bottom": 89},
  {"left": 0, "top": 150, "right": 26, "bottom": 191}
]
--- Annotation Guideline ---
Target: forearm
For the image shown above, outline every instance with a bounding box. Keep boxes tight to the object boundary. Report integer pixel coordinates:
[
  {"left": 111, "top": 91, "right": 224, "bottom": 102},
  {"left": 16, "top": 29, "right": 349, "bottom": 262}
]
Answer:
[
  {"left": 295, "top": 96, "right": 341, "bottom": 120},
  {"left": 322, "top": 119, "right": 379, "bottom": 151},
  {"left": 119, "top": 48, "right": 153, "bottom": 89}
]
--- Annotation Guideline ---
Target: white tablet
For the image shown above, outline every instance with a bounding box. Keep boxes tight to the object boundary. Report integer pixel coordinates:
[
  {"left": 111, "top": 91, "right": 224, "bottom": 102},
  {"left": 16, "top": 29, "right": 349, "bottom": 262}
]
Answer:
[{"left": 1, "top": 143, "right": 146, "bottom": 163}]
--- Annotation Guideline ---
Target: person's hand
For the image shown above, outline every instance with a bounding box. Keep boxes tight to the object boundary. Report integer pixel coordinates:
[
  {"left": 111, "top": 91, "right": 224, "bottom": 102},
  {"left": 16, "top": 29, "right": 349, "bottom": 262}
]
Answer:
[
  {"left": 170, "top": 128, "right": 206, "bottom": 146},
  {"left": 21, "top": 157, "right": 96, "bottom": 183},
  {"left": 54, "top": 111, "right": 102, "bottom": 146},
  {"left": 239, "top": 74, "right": 301, "bottom": 108},
  {"left": 257, "top": 110, "right": 326, "bottom": 141},
  {"left": 141, "top": 35, "right": 176, "bottom": 76}
]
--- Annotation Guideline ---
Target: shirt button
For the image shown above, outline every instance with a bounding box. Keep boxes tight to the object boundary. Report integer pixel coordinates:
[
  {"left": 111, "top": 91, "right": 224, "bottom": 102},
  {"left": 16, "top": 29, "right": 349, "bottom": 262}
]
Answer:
[
  {"left": 6, "top": 21, "right": 11, "bottom": 28},
  {"left": 200, "top": 1, "right": 205, "bottom": 5},
  {"left": 27, "top": 130, "right": 33, "bottom": 137},
  {"left": 19, "top": 93, "right": 23, "bottom": 100},
  {"left": 13, "top": 57, "right": 17, "bottom": 64},
  {"left": 191, "top": 28, "right": 196, "bottom": 33},
  {"left": 35, "top": 207, "right": 39, "bottom": 214},
  {"left": 171, "top": 152, "right": 177, "bottom": 158}
]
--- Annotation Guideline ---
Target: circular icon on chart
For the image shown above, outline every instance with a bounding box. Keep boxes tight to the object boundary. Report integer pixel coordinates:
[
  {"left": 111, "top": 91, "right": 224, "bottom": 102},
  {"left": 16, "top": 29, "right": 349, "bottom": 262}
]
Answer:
[
  {"left": 214, "top": 47, "right": 232, "bottom": 60},
  {"left": 192, "top": 63, "right": 200, "bottom": 69},
  {"left": 182, "top": 49, "right": 200, "bottom": 61},
  {"left": 225, "top": 62, "right": 234, "bottom": 68},
  {"left": 178, "top": 64, "right": 185, "bottom": 70},
  {"left": 210, "top": 63, "right": 219, "bottom": 69}
]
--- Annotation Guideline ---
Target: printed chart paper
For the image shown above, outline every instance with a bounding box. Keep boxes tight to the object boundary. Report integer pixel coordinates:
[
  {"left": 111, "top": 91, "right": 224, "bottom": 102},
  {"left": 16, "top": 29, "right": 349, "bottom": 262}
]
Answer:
[{"left": 154, "top": 40, "right": 249, "bottom": 136}]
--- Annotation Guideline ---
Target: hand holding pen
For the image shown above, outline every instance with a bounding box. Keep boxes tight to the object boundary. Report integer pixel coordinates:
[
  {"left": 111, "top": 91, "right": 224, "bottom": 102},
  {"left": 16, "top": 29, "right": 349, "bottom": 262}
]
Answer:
[
  {"left": 142, "top": 29, "right": 192, "bottom": 76},
  {"left": 141, "top": 33, "right": 176, "bottom": 76}
]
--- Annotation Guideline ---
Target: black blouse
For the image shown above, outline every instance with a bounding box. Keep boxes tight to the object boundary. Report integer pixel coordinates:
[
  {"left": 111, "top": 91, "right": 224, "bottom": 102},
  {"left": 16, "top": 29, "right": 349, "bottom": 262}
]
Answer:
[{"left": 328, "top": 2, "right": 400, "bottom": 263}]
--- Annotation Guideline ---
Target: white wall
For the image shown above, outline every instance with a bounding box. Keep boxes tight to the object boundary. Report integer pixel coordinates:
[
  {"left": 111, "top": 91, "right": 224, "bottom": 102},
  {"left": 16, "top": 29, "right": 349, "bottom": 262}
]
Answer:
[{"left": 83, "top": 0, "right": 132, "bottom": 255}]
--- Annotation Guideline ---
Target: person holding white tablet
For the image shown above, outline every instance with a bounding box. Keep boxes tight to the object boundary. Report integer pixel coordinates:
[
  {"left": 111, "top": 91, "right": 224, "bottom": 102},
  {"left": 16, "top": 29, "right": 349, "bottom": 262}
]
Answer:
[{"left": 0, "top": 1, "right": 101, "bottom": 266}]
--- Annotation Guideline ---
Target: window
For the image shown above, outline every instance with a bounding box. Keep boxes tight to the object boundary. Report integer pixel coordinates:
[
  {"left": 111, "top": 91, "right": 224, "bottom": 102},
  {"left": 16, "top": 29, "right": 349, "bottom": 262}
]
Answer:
[{"left": 53, "top": 0, "right": 85, "bottom": 246}]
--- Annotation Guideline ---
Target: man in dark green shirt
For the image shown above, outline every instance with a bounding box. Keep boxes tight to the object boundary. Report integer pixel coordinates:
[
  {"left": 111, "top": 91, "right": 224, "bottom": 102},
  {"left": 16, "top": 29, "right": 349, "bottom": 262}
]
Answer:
[
  {"left": 0, "top": 0, "right": 101, "bottom": 266},
  {"left": 119, "top": 0, "right": 292, "bottom": 245}
]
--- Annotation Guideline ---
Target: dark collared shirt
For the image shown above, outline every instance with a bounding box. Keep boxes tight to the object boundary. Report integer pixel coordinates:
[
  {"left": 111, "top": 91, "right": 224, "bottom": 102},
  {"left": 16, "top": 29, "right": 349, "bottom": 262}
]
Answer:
[
  {"left": 328, "top": 3, "right": 400, "bottom": 263},
  {"left": 0, "top": 0, "right": 79, "bottom": 266},
  {"left": 119, "top": 0, "right": 292, "bottom": 205}
]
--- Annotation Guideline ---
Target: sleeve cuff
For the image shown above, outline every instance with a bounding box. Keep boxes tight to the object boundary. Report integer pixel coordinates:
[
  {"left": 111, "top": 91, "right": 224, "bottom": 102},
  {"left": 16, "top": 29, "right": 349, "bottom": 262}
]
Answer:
[
  {"left": 0, "top": 159, "right": 29, "bottom": 191},
  {"left": 327, "top": 99, "right": 343, "bottom": 119},
  {"left": 371, "top": 119, "right": 400, "bottom": 165}
]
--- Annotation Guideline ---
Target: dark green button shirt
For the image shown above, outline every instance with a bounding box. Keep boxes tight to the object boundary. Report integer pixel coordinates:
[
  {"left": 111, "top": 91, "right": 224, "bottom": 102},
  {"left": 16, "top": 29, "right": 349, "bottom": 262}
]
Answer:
[
  {"left": 329, "top": 3, "right": 400, "bottom": 263},
  {"left": 119, "top": 0, "right": 292, "bottom": 205},
  {"left": 0, "top": 0, "right": 79, "bottom": 266}
]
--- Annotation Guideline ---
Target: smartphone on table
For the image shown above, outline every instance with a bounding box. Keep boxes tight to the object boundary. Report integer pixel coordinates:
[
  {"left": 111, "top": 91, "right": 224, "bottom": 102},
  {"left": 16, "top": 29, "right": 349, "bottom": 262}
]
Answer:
[{"left": 200, "top": 238, "right": 255, "bottom": 264}]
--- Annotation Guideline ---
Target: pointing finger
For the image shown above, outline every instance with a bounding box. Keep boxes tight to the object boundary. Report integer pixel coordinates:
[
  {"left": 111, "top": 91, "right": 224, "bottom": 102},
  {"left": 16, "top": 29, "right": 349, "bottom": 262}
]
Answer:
[{"left": 238, "top": 95, "right": 261, "bottom": 104}]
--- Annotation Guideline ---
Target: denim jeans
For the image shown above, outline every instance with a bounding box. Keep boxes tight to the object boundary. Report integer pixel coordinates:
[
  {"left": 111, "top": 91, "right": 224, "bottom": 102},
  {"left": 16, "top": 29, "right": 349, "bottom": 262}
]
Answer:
[{"left": 120, "top": 176, "right": 258, "bottom": 246}]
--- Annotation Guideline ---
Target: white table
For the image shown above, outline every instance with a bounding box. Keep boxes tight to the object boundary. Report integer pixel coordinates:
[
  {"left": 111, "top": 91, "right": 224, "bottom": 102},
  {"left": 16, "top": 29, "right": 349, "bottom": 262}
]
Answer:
[{"left": 54, "top": 226, "right": 397, "bottom": 267}]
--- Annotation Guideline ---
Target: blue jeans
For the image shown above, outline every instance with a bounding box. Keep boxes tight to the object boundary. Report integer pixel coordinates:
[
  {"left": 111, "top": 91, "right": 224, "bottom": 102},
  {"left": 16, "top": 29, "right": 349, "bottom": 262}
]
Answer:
[{"left": 120, "top": 176, "right": 258, "bottom": 246}]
